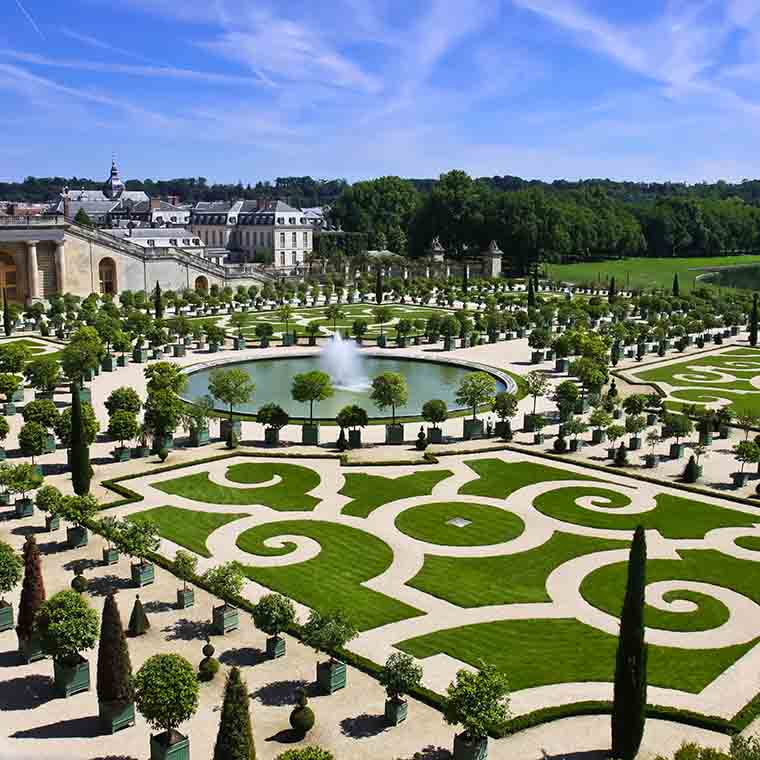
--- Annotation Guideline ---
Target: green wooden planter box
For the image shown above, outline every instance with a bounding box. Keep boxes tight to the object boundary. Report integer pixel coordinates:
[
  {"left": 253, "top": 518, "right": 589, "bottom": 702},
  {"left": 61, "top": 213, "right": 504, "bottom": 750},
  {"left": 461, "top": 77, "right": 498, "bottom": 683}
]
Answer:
[
  {"left": 176, "top": 588, "right": 195, "bottom": 609},
  {"left": 172, "top": 344, "right": 186, "bottom": 358},
  {"left": 150, "top": 731, "right": 190, "bottom": 760},
  {"left": 569, "top": 439, "right": 584, "bottom": 452},
  {"left": 15, "top": 498, "right": 34, "bottom": 518},
  {"left": 18, "top": 633, "right": 44, "bottom": 663},
  {"left": 302, "top": 424, "right": 320, "bottom": 445},
  {"left": 348, "top": 429, "right": 362, "bottom": 448},
  {"left": 220, "top": 419, "right": 241, "bottom": 442},
  {"left": 385, "top": 424, "right": 404, "bottom": 444},
  {"left": 113, "top": 446, "right": 131, "bottom": 462},
  {"left": 54, "top": 656, "right": 91, "bottom": 697},
  {"left": 132, "top": 349, "right": 149, "bottom": 363},
  {"left": 646, "top": 413, "right": 658, "bottom": 425},
  {"left": 233, "top": 337, "right": 247, "bottom": 350},
  {"left": 591, "top": 429, "right": 606, "bottom": 444},
  {"left": 397, "top": 336, "right": 407, "bottom": 348},
  {"left": 428, "top": 427, "right": 443, "bottom": 444},
  {"left": 0, "top": 601, "right": 13, "bottom": 632},
  {"left": 208, "top": 343, "right": 220, "bottom": 354},
  {"left": 628, "top": 436, "right": 642, "bottom": 451},
  {"left": 259, "top": 337, "right": 269, "bottom": 348},
  {"left": 45, "top": 513, "right": 60, "bottom": 531},
  {"left": 317, "top": 659, "right": 347, "bottom": 694},
  {"left": 376, "top": 335, "right": 387, "bottom": 348},
  {"left": 454, "top": 733, "right": 488, "bottom": 760},
  {"left": 189, "top": 428, "right": 210, "bottom": 447},
  {"left": 669, "top": 443, "right": 685, "bottom": 459},
  {"left": 443, "top": 336, "right": 453, "bottom": 351},
  {"left": 151, "top": 435, "right": 174, "bottom": 454},
  {"left": 131, "top": 562, "right": 155, "bottom": 587},
  {"left": 212, "top": 603, "right": 239, "bottom": 634},
  {"left": 645, "top": 454, "right": 657, "bottom": 469},
  {"left": 3, "top": 402, "right": 15, "bottom": 416},
  {"left": 531, "top": 350, "right": 545, "bottom": 364},
  {"left": 102, "top": 547, "right": 119, "bottom": 565},
  {"left": 699, "top": 431, "right": 713, "bottom": 446},
  {"left": 117, "top": 354, "right": 127, "bottom": 367},
  {"left": 533, "top": 432, "right": 545, "bottom": 444},
  {"left": 384, "top": 698, "right": 408, "bottom": 726},
  {"left": 11, "top": 388, "right": 24, "bottom": 403},
  {"left": 132, "top": 445, "right": 150, "bottom": 459},
  {"left": 733, "top": 472, "right": 749, "bottom": 488},
  {"left": 67, "top": 525, "right": 88, "bottom": 548},
  {"left": 101, "top": 355, "right": 115, "bottom": 372},
  {"left": 76, "top": 387, "right": 91, "bottom": 404},
  {"left": 555, "top": 358, "right": 569, "bottom": 373},
  {"left": 266, "top": 635, "right": 286, "bottom": 659},
  {"left": 264, "top": 427, "right": 280, "bottom": 445},
  {"left": 99, "top": 700, "right": 135, "bottom": 734},
  {"left": 45, "top": 433, "right": 56, "bottom": 453},
  {"left": 0, "top": 490, "right": 9, "bottom": 506},
  {"left": 463, "top": 418, "right": 484, "bottom": 441}
]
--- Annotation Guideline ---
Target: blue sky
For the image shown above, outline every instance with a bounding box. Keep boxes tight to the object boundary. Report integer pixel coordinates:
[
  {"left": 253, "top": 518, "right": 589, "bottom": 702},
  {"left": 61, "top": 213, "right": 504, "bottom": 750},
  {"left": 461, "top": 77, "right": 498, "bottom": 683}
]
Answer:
[{"left": 2, "top": 0, "right": 760, "bottom": 185}]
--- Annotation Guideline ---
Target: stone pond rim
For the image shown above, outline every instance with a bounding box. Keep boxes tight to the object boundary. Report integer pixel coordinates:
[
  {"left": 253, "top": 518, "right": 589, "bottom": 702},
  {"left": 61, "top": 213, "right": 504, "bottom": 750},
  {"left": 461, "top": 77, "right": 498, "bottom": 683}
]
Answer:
[{"left": 180, "top": 351, "right": 516, "bottom": 422}]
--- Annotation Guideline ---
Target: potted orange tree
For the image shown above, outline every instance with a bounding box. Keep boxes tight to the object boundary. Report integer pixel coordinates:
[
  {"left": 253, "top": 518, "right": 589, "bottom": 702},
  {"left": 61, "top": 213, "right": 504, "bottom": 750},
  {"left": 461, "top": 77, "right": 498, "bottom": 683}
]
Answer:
[
  {"left": 379, "top": 652, "right": 423, "bottom": 726},
  {"left": 302, "top": 609, "right": 357, "bottom": 695}
]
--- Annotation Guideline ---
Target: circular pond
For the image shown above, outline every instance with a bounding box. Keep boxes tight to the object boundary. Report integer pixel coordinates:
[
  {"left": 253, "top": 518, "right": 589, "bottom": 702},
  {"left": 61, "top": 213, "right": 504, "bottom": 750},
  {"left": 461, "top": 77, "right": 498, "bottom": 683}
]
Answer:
[{"left": 182, "top": 353, "right": 511, "bottom": 420}]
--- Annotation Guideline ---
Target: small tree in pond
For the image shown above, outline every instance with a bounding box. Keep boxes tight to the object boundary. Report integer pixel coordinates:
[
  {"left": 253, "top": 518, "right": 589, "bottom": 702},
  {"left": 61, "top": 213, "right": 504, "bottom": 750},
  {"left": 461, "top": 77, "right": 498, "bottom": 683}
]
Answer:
[
  {"left": 369, "top": 372, "right": 408, "bottom": 425},
  {"left": 35, "top": 589, "right": 99, "bottom": 666},
  {"left": 252, "top": 593, "right": 296, "bottom": 641},
  {"left": 16, "top": 535, "right": 45, "bottom": 642},
  {"left": 292, "top": 371, "right": 334, "bottom": 425},
  {"left": 213, "top": 666, "right": 256, "bottom": 760},
  {"left": 173, "top": 550, "right": 198, "bottom": 593},
  {"left": 209, "top": 367, "right": 256, "bottom": 422},
  {"left": 97, "top": 592, "right": 134, "bottom": 707},
  {"left": 611, "top": 526, "right": 648, "bottom": 760},
  {"left": 301, "top": 609, "right": 357, "bottom": 664},
  {"left": 134, "top": 654, "right": 199, "bottom": 746},
  {"left": 443, "top": 662, "right": 510, "bottom": 745},
  {"left": 455, "top": 372, "right": 496, "bottom": 420},
  {"left": 525, "top": 370, "right": 549, "bottom": 415},
  {"left": 422, "top": 399, "right": 448, "bottom": 430},
  {"left": 379, "top": 652, "right": 422, "bottom": 705},
  {"left": 203, "top": 561, "right": 245, "bottom": 610}
]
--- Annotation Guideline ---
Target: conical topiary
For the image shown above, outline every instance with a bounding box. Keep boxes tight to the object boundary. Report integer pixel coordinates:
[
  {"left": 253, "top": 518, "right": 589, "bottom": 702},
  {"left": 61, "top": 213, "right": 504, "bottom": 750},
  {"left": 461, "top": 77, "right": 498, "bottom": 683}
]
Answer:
[
  {"left": 213, "top": 665, "right": 256, "bottom": 760},
  {"left": 683, "top": 455, "right": 700, "bottom": 483},
  {"left": 97, "top": 592, "right": 134, "bottom": 706},
  {"left": 70, "top": 386, "right": 92, "bottom": 496},
  {"left": 615, "top": 442, "right": 628, "bottom": 467},
  {"left": 127, "top": 594, "right": 150, "bottom": 636},
  {"left": 16, "top": 535, "right": 45, "bottom": 641}
]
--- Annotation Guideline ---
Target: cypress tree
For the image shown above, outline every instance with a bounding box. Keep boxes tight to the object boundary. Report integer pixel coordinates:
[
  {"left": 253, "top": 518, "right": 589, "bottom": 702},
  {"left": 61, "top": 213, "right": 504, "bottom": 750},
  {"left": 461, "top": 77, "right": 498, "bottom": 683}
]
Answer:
[
  {"left": 16, "top": 535, "right": 45, "bottom": 642},
  {"left": 608, "top": 276, "right": 616, "bottom": 304},
  {"left": 750, "top": 294, "right": 758, "bottom": 348},
  {"left": 533, "top": 267, "right": 539, "bottom": 292},
  {"left": 375, "top": 267, "right": 383, "bottom": 305},
  {"left": 154, "top": 281, "right": 163, "bottom": 320},
  {"left": 70, "top": 386, "right": 91, "bottom": 496},
  {"left": 527, "top": 277, "right": 536, "bottom": 308},
  {"left": 672, "top": 273, "right": 680, "bottom": 297},
  {"left": 128, "top": 594, "right": 150, "bottom": 636},
  {"left": 611, "top": 526, "right": 648, "bottom": 760},
  {"left": 213, "top": 666, "right": 256, "bottom": 760},
  {"left": 97, "top": 592, "right": 134, "bottom": 706},
  {"left": 462, "top": 260, "right": 469, "bottom": 295},
  {"left": 2, "top": 288, "right": 11, "bottom": 337}
]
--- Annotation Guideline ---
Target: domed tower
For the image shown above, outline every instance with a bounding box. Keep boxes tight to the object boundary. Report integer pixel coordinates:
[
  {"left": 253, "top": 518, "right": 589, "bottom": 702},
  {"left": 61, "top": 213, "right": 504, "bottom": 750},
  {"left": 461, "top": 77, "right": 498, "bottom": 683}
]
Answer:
[{"left": 102, "top": 158, "right": 125, "bottom": 199}]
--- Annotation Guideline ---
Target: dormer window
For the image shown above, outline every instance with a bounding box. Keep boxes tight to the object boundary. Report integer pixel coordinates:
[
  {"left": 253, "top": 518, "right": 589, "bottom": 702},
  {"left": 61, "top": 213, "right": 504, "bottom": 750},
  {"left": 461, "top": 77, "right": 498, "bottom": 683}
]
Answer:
[
  {"left": 193, "top": 239, "right": 200, "bottom": 245},
  {"left": 229, "top": 217, "right": 237, "bottom": 224},
  {"left": 147, "top": 239, "right": 155, "bottom": 247},
  {"left": 277, "top": 217, "right": 284, "bottom": 224},
  {"left": 170, "top": 239, "right": 178, "bottom": 246},
  {"left": 289, "top": 217, "right": 295, "bottom": 224}
]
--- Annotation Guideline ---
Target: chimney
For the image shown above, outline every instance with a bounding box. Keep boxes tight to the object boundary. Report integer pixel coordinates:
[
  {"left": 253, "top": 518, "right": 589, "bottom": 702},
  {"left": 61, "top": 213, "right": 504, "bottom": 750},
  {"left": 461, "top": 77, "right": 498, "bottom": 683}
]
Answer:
[{"left": 150, "top": 197, "right": 161, "bottom": 210}]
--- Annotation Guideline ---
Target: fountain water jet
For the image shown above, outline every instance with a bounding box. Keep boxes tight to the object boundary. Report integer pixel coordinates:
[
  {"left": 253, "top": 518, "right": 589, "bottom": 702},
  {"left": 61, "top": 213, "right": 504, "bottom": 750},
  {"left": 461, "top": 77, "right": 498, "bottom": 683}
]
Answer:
[{"left": 320, "top": 331, "right": 368, "bottom": 390}]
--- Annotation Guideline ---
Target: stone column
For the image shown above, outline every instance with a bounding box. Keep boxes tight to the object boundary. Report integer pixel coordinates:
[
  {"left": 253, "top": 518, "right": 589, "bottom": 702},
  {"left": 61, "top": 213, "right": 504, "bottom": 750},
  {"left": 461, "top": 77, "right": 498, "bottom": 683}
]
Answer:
[
  {"left": 26, "top": 240, "right": 40, "bottom": 302},
  {"left": 55, "top": 240, "right": 66, "bottom": 295}
]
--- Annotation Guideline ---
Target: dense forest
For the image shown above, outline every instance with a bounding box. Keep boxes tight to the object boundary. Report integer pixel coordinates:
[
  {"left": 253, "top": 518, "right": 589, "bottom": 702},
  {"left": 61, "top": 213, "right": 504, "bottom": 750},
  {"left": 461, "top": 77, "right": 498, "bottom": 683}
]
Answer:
[{"left": 5, "top": 171, "right": 760, "bottom": 271}]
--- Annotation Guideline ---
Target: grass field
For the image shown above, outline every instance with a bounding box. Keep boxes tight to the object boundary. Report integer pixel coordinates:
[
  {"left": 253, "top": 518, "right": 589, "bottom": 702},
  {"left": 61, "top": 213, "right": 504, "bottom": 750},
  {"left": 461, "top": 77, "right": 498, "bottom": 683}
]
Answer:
[
  {"left": 394, "top": 501, "right": 525, "bottom": 546},
  {"left": 127, "top": 505, "right": 249, "bottom": 557},
  {"left": 547, "top": 254, "right": 760, "bottom": 292},
  {"left": 236, "top": 519, "right": 423, "bottom": 630},
  {"left": 154, "top": 462, "right": 321, "bottom": 510},
  {"left": 532, "top": 487, "right": 759, "bottom": 539},
  {"left": 398, "top": 618, "right": 758, "bottom": 693},
  {"left": 340, "top": 469, "right": 453, "bottom": 518},
  {"left": 736, "top": 536, "right": 760, "bottom": 552}
]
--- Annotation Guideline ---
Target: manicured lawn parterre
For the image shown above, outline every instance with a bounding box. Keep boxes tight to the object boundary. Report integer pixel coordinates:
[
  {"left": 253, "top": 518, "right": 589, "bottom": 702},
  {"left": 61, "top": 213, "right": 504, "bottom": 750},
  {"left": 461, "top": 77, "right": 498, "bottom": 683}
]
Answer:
[
  {"left": 407, "top": 532, "right": 628, "bottom": 607},
  {"left": 153, "top": 461, "right": 321, "bottom": 510},
  {"left": 236, "top": 519, "right": 423, "bottom": 630},
  {"left": 547, "top": 254, "right": 760, "bottom": 293},
  {"left": 736, "top": 536, "right": 760, "bottom": 552},
  {"left": 634, "top": 348, "right": 760, "bottom": 414},
  {"left": 340, "top": 469, "right": 453, "bottom": 518},
  {"left": 398, "top": 618, "right": 759, "bottom": 693},
  {"left": 127, "top": 505, "right": 249, "bottom": 557},
  {"left": 532, "top": 486, "right": 759, "bottom": 539},
  {"left": 394, "top": 501, "right": 525, "bottom": 546}
]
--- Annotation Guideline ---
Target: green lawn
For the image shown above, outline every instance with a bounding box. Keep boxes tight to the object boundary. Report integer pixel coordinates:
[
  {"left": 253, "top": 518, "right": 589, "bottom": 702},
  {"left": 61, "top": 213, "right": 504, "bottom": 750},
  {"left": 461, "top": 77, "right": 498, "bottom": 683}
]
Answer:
[
  {"left": 459, "top": 459, "right": 601, "bottom": 500},
  {"left": 532, "top": 486, "right": 759, "bottom": 539},
  {"left": 580, "top": 549, "right": 760, "bottom": 632},
  {"left": 127, "top": 505, "right": 249, "bottom": 557},
  {"left": 236, "top": 519, "right": 423, "bottom": 630},
  {"left": 397, "top": 618, "right": 758, "bottom": 693},
  {"left": 154, "top": 462, "right": 321, "bottom": 510},
  {"left": 407, "top": 532, "right": 628, "bottom": 607},
  {"left": 394, "top": 502, "right": 525, "bottom": 547},
  {"left": 547, "top": 255, "right": 760, "bottom": 293},
  {"left": 340, "top": 469, "right": 453, "bottom": 518},
  {"left": 736, "top": 536, "right": 760, "bottom": 551}
]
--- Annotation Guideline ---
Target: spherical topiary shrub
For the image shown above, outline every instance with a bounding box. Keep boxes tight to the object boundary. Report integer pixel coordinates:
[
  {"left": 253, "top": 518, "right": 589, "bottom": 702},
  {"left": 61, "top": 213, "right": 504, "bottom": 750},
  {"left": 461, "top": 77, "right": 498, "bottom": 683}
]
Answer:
[
  {"left": 70, "top": 572, "right": 88, "bottom": 593},
  {"left": 157, "top": 447, "right": 169, "bottom": 463},
  {"left": 199, "top": 655, "right": 220, "bottom": 682},
  {"left": 289, "top": 687, "right": 315, "bottom": 736},
  {"left": 276, "top": 747, "right": 334, "bottom": 760},
  {"left": 553, "top": 435, "right": 567, "bottom": 454}
]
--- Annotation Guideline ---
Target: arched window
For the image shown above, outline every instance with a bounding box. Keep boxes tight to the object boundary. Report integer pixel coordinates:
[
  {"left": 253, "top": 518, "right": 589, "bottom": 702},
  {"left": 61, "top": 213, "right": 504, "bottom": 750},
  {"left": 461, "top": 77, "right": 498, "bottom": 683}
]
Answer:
[
  {"left": 98, "top": 257, "right": 116, "bottom": 295},
  {"left": 195, "top": 275, "right": 208, "bottom": 292}
]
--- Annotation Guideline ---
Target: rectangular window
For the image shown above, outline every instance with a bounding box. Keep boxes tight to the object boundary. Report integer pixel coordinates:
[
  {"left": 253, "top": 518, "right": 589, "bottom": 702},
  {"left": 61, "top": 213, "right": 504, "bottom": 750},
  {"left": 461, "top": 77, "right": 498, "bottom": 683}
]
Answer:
[
  {"left": 280, "top": 252, "right": 285, "bottom": 266},
  {"left": 292, "top": 252, "right": 297, "bottom": 265},
  {"left": 303, "top": 231, "right": 308, "bottom": 247},
  {"left": 292, "top": 231, "right": 297, "bottom": 247},
  {"left": 279, "top": 232, "right": 285, "bottom": 249}
]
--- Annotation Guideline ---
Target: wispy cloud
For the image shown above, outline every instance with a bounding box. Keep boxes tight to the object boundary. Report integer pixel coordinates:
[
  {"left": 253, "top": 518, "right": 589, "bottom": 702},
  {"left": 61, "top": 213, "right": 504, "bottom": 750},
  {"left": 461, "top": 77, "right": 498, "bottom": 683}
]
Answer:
[
  {"left": 13, "top": 0, "right": 44, "bottom": 39},
  {"left": 61, "top": 28, "right": 152, "bottom": 62}
]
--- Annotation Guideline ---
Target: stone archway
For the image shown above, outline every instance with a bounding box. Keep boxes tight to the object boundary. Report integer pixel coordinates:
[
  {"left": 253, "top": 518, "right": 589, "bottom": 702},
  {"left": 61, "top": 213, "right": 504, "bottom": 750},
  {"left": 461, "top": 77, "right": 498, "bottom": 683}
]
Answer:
[
  {"left": 98, "top": 257, "right": 117, "bottom": 295},
  {"left": 195, "top": 275, "right": 208, "bottom": 292}
]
